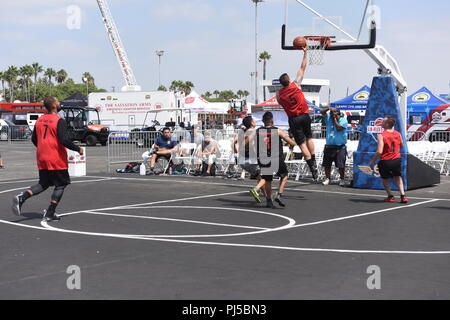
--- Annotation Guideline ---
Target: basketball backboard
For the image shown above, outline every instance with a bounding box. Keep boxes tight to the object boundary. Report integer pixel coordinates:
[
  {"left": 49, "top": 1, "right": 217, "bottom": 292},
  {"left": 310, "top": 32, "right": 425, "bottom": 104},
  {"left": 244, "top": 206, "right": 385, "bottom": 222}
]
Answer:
[{"left": 282, "top": 0, "right": 377, "bottom": 52}]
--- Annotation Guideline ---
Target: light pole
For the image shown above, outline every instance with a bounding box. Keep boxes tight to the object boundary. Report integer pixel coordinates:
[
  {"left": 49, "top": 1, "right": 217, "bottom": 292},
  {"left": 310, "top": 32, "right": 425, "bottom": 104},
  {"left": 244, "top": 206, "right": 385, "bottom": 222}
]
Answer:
[
  {"left": 156, "top": 50, "right": 164, "bottom": 88},
  {"left": 82, "top": 77, "right": 89, "bottom": 97},
  {"left": 250, "top": 72, "right": 256, "bottom": 102},
  {"left": 251, "top": 0, "right": 264, "bottom": 104}
]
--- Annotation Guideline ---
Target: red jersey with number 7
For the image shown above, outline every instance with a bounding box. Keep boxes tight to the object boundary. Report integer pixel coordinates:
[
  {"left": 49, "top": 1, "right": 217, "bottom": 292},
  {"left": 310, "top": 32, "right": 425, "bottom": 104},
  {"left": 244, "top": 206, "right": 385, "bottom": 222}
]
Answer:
[
  {"left": 35, "top": 113, "right": 68, "bottom": 170},
  {"left": 380, "top": 130, "right": 402, "bottom": 161},
  {"left": 277, "top": 82, "right": 309, "bottom": 117}
]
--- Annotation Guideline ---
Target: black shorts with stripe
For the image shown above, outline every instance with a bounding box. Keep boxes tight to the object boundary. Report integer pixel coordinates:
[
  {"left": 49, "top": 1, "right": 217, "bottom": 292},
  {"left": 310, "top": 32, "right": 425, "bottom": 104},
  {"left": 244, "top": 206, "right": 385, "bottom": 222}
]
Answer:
[
  {"left": 261, "top": 158, "right": 288, "bottom": 182},
  {"left": 39, "top": 170, "right": 71, "bottom": 188}
]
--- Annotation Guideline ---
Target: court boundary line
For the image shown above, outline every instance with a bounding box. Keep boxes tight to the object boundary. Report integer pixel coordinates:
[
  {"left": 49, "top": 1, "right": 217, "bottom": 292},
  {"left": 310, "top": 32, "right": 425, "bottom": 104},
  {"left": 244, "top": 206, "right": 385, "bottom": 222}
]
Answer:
[{"left": 0, "top": 178, "right": 448, "bottom": 255}]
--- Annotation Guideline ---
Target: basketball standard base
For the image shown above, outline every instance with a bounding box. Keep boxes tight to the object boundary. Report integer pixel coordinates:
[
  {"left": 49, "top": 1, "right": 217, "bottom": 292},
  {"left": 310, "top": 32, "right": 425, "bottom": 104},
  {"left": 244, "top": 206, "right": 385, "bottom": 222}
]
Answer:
[{"left": 352, "top": 76, "right": 440, "bottom": 191}]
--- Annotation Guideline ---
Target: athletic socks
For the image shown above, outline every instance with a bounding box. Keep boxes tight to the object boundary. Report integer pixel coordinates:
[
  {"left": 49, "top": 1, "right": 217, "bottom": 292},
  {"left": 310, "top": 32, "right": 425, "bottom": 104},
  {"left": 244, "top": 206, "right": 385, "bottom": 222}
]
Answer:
[
  {"left": 46, "top": 202, "right": 58, "bottom": 216},
  {"left": 306, "top": 159, "right": 318, "bottom": 180},
  {"left": 21, "top": 191, "right": 31, "bottom": 203}
]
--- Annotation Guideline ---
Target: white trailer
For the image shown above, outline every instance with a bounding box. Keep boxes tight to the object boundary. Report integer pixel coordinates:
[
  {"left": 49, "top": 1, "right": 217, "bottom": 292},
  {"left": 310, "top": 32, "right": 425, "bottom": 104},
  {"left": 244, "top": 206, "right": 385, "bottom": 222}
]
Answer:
[{"left": 88, "top": 91, "right": 181, "bottom": 131}]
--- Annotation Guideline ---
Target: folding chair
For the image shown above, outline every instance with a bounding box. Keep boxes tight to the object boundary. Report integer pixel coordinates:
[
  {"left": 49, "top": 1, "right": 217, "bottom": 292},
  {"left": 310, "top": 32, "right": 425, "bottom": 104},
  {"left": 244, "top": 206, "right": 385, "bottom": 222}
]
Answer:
[{"left": 172, "top": 142, "right": 198, "bottom": 174}]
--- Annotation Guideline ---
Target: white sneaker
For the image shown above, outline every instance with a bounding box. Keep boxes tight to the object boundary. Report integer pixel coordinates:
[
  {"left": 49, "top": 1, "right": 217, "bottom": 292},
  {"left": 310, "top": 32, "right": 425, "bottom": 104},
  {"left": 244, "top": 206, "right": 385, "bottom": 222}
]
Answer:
[
  {"left": 322, "top": 178, "right": 330, "bottom": 186},
  {"left": 339, "top": 179, "right": 346, "bottom": 187}
]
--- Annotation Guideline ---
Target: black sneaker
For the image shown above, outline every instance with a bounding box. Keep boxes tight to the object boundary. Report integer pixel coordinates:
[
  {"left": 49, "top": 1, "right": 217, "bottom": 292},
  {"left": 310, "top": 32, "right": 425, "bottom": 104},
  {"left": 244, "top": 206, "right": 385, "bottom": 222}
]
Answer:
[
  {"left": 12, "top": 193, "right": 24, "bottom": 216},
  {"left": 266, "top": 199, "right": 276, "bottom": 209},
  {"left": 274, "top": 195, "right": 286, "bottom": 207},
  {"left": 42, "top": 210, "right": 61, "bottom": 222}
]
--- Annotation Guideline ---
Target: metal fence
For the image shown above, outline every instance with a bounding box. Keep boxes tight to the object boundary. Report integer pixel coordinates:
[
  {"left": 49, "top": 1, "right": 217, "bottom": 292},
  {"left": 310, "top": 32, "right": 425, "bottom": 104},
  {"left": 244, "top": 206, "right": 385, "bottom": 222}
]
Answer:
[
  {"left": 407, "top": 130, "right": 450, "bottom": 142},
  {"left": 0, "top": 125, "right": 32, "bottom": 144},
  {"left": 311, "top": 126, "right": 361, "bottom": 141}
]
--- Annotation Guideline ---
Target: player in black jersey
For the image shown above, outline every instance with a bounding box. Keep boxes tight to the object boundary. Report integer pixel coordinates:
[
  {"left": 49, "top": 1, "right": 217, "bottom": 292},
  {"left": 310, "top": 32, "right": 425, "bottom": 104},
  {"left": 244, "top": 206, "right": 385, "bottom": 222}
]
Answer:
[{"left": 256, "top": 112, "right": 296, "bottom": 208}]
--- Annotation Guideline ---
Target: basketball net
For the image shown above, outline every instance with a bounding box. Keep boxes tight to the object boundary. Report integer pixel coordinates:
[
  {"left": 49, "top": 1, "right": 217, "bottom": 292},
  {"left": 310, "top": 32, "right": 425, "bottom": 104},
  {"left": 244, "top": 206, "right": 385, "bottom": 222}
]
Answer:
[{"left": 306, "top": 39, "right": 327, "bottom": 66}]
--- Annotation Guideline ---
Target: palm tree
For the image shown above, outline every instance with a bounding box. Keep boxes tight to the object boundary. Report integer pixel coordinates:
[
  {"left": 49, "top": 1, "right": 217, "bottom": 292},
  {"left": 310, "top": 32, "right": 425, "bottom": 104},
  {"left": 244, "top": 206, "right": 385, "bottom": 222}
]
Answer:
[
  {"left": 19, "top": 65, "right": 33, "bottom": 101},
  {"left": 213, "top": 90, "right": 220, "bottom": 99},
  {"left": 44, "top": 68, "right": 57, "bottom": 93},
  {"left": 31, "top": 62, "right": 43, "bottom": 101},
  {"left": 0, "top": 71, "right": 5, "bottom": 101},
  {"left": 4, "top": 66, "right": 19, "bottom": 102},
  {"left": 157, "top": 85, "right": 167, "bottom": 91},
  {"left": 203, "top": 91, "right": 212, "bottom": 99},
  {"left": 259, "top": 51, "right": 271, "bottom": 101},
  {"left": 56, "top": 69, "right": 68, "bottom": 84},
  {"left": 82, "top": 72, "right": 94, "bottom": 85},
  {"left": 237, "top": 90, "right": 244, "bottom": 99},
  {"left": 242, "top": 90, "right": 250, "bottom": 99},
  {"left": 182, "top": 81, "right": 194, "bottom": 95}
]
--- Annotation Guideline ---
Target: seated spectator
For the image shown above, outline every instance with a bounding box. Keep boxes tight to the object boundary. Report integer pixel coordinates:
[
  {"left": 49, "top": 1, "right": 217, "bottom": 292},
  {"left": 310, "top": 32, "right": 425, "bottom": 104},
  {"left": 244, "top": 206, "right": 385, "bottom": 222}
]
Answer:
[
  {"left": 193, "top": 133, "right": 220, "bottom": 176},
  {"left": 193, "top": 125, "right": 204, "bottom": 145},
  {"left": 147, "top": 127, "right": 179, "bottom": 174}
]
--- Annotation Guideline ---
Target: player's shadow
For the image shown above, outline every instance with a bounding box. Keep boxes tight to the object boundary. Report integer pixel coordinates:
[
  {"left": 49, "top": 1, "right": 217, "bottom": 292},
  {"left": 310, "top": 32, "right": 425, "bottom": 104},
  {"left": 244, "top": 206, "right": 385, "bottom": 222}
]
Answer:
[
  {"left": 426, "top": 206, "right": 450, "bottom": 211},
  {"left": 11, "top": 212, "right": 43, "bottom": 223}
]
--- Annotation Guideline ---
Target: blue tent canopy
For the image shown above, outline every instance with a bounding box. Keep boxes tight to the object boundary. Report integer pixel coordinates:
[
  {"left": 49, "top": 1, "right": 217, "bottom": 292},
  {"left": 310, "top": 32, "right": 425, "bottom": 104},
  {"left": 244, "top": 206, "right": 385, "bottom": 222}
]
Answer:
[
  {"left": 330, "top": 85, "right": 371, "bottom": 110},
  {"left": 407, "top": 87, "right": 446, "bottom": 113},
  {"left": 439, "top": 93, "right": 449, "bottom": 103}
]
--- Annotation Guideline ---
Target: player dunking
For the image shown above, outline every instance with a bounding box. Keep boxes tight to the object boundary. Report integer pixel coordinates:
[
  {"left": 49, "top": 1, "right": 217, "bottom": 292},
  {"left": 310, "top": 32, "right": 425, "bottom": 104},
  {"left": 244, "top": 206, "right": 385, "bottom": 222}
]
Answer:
[
  {"left": 12, "top": 97, "right": 83, "bottom": 221},
  {"left": 276, "top": 47, "right": 318, "bottom": 181}
]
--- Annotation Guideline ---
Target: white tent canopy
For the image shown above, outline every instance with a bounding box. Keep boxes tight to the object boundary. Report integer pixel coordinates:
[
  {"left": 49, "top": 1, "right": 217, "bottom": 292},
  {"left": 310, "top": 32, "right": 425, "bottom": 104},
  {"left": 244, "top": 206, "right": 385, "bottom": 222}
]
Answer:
[{"left": 184, "top": 91, "right": 228, "bottom": 114}]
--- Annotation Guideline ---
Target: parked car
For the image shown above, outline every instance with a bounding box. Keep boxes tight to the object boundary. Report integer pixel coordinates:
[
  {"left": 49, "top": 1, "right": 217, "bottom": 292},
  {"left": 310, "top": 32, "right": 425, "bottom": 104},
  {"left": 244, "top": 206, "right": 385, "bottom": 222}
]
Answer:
[{"left": 0, "top": 119, "right": 32, "bottom": 141}]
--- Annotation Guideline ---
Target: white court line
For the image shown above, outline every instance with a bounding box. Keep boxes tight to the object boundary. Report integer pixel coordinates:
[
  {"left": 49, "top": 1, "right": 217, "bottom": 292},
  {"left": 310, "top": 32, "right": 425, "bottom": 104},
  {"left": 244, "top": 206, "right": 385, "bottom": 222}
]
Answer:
[
  {"left": 113, "top": 176, "right": 450, "bottom": 201},
  {"left": 59, "top": 190, "right": 247, "bottom": 217},
  {"left": 1, "top": 178, "right": 449, "bottom": 254},
  {"left": 289, "top": 199, "right": 440, "bottom": 229},
  {"left": 86, "top": 209, "right": 268, "bottom": 231},
  {"left": 0, "top": 175, "right": 111, "bottom": 185},
  {"left": 39, "top": 218, "right": 450, "bottom": 255},
  {"left": 0, "top": 178, "right": 117, "bottom": 195}
]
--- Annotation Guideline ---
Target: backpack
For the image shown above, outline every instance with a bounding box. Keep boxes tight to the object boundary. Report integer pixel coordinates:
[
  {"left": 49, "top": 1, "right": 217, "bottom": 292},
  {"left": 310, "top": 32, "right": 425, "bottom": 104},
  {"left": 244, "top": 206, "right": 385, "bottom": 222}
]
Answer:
[{"left": 124, "top": 162, "right": 141, "bottom": 173}]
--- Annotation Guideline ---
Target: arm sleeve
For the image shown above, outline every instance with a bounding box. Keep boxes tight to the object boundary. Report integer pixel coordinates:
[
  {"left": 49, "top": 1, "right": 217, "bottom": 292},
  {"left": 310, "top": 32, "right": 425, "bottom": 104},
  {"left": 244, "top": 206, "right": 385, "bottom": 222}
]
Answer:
[
  {"left": 32, "top": 127, "right": 38, "bottom": 147},
  {"left": 57, "top": 119, "right": 81, "bottom": 153}
]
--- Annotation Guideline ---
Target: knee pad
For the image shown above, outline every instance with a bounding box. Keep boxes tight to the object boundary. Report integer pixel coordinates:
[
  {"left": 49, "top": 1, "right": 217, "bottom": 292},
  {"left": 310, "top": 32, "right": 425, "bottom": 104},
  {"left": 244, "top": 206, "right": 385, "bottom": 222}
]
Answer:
[
  {"left": 51, "top": 185, "right": 67, "bottom": 203},
  {"left": 30, "top": 184, "right": 48, "bottom": 195}
]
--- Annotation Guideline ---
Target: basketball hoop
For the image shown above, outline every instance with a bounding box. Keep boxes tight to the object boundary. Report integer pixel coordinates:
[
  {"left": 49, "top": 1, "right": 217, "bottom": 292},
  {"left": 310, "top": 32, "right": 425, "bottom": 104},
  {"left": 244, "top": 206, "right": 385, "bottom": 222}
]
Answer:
[{"left": 305, "top": 36, "right": 331, "bottom": 65}]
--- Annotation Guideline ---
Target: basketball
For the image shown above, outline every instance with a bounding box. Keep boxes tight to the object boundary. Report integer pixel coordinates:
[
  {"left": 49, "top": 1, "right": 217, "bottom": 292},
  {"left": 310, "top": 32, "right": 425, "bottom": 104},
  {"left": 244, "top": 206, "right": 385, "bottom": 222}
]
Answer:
[{"left": 293, "top": 36, "right": 307, "bottom": 49}]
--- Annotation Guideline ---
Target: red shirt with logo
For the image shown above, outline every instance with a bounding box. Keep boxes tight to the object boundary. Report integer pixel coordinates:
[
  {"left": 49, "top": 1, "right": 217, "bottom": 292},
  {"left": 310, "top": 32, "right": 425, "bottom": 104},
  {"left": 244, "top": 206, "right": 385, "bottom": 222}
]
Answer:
[
  {"left": 277, "top": 82, "right": 309, "bottom": 117},
  {"left": 380, "top": 130, "right": 402, "bottom": 161},
  {"left": 34, "top": 114, "right": 69, "bottom": 170}
]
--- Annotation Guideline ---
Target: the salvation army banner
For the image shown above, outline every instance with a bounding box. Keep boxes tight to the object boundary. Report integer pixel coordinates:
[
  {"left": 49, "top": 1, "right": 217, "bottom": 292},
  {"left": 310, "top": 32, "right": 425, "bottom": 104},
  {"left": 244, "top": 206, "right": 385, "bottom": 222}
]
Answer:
[{"left": 353, "top": 77, "right": 409, "bottom": 190}]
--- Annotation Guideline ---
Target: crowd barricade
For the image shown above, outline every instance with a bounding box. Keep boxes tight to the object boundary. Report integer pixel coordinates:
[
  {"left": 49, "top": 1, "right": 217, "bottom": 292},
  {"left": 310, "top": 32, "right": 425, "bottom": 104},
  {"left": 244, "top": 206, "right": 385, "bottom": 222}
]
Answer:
[{"left": 108, "top": 128, "right": 450, "bottom": 177}]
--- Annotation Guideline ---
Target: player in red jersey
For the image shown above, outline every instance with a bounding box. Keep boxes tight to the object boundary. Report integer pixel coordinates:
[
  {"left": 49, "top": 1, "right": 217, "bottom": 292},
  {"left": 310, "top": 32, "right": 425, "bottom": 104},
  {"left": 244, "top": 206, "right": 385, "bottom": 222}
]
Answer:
[
  {"left": 12, "top": 97, "right": 84, "bottom": 221},
  {"left": 276, "top": 47, "right": 318, "bottom": 181},
  {"left": 370, "top": 116, "right": 408, "bottom": 203}
]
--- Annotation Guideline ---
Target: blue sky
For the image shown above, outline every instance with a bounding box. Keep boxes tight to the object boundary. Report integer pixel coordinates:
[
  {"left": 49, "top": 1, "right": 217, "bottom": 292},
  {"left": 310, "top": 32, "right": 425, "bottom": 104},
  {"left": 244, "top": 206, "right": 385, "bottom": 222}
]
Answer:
[{"left": 1, "top": 0, "right": 449, "bottom": 102}]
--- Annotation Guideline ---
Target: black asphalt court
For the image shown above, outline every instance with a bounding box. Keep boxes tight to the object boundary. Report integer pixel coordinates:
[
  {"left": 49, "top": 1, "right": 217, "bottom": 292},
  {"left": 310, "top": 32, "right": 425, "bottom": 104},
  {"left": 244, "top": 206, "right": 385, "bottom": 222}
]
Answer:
[{"left": 0, "top": 174, "right": 449, "bottom": 299}]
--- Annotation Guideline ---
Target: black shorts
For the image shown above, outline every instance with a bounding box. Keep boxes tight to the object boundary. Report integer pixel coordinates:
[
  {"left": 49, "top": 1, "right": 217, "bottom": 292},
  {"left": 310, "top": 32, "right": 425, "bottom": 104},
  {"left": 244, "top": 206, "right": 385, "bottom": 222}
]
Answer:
[
  {"left": 322, "top": 145, "right": 347, "bottom": 169},
  {"left": 39, "top": 170, "right": 71, "bottom": 188},
  {"left": 378, "top": 159, "right": 402, "bottom": 179},
  {"left": 288, "top": 113, "right": 312, "bottom": 145},
  {"left": 261, "top": 158, "right": 288, "bottom": 182}
]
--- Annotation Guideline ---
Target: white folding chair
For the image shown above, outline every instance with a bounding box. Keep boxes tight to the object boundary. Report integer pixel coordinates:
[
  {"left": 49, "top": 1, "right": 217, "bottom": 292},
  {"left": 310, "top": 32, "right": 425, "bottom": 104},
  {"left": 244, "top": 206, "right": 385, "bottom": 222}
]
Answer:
[{"left": 172, "top": 142, "right": 198, "bottom": 174}]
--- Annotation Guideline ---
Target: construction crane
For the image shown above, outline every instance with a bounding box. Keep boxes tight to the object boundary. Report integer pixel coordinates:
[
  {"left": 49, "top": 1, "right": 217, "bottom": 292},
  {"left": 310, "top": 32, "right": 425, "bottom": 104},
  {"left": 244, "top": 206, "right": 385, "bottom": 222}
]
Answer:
[{"left": 96, "top": 0, "right": 141, "bottom": 92}]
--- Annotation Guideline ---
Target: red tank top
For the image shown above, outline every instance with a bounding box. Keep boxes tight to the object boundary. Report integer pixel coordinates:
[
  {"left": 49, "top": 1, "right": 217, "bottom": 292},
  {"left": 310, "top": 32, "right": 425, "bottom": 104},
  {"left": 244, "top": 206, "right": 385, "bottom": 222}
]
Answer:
[
  {"left": 381, "top": 130, "right": 401, "bottom": 161},
  {"left": 35, "top": 113, "right": 68, "bottom": 170},
  {"left": 277, "top": 82, "right": 309, "bottom": 117}
]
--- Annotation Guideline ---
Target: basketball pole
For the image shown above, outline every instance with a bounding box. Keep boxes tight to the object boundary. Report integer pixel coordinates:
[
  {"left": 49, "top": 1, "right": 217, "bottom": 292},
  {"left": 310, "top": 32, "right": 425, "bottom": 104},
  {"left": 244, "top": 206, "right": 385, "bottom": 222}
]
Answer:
[{"left": 290, "top": 0, "right": 408, "bottom": 135}]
